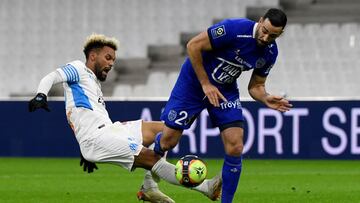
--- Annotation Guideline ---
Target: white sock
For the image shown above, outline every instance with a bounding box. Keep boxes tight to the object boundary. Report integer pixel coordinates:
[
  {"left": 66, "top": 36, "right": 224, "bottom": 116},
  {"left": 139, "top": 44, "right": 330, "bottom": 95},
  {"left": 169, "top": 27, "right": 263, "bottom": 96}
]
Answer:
[
  {"left": 143, "top": 170, "right": 158, "bottom": 190},
  {"left": 192, "top": 179, "right": 208, "bottom": 193},
  {"left": 151, "top": 159, "right": 180, "bottom": 185}
]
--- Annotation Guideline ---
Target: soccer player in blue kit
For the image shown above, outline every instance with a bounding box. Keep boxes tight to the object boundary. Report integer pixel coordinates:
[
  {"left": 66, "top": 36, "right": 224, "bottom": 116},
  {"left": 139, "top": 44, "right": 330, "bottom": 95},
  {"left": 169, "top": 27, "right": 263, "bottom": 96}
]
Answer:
[{"left": 154, "top": 8, "right": 292, "bottom": 202}]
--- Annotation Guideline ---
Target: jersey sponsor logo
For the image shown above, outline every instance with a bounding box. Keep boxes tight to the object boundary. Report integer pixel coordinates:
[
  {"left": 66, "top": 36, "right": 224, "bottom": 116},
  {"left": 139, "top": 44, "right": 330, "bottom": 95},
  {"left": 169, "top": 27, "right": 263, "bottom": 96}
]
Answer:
[
  {"left": 211, "top": 25, "right": 226, "bottom": 39},
  {"left": 255, "top": 58, "right": 266, "bottom": 69},
  {"left": 220, "top": 98, "right": 241, "bottom": 110},
  {"left": 236, "top": 34, "right": 252, "bottom": 38},
  {"left": 211, "top": 58, "right": 244, "bottom": 84},
  {"left": 234, "top": 56, "right": 252, "bottom": 68}
]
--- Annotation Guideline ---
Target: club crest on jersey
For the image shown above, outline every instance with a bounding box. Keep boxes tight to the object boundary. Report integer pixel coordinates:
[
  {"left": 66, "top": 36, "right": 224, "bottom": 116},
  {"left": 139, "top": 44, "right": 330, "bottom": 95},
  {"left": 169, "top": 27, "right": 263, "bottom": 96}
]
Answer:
[
  {"left": 211, "top": 25, "right": 226, "bottom": 39},
  {"left": 128, "top": 137, "right": 138, "bottom": 152},
  {"left": 168, "top": 110, "right": 177, "bottom": 121},
  {"left": 255, "top": 58, "right": 266, "bottom": 69}
]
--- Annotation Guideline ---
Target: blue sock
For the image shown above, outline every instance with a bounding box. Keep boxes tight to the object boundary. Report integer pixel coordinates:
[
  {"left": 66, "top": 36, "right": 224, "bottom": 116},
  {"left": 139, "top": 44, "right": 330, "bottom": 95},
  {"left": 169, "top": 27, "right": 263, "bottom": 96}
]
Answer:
[
  {"left": 153, "top": 132, "right": 165, "bottom": 156},
  {"left": 221, "top": 155, "right": 242, "bottom": 203}
]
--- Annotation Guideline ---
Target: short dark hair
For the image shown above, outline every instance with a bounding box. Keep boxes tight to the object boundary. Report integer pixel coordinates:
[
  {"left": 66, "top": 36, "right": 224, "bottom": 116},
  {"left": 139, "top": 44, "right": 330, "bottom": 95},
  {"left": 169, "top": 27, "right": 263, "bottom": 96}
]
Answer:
[
  {"left": 83, "top": 34, "right": 118, "bottom": 59},
  {"left": 263, "top": 8, "right": 287, "bottom": 28}
]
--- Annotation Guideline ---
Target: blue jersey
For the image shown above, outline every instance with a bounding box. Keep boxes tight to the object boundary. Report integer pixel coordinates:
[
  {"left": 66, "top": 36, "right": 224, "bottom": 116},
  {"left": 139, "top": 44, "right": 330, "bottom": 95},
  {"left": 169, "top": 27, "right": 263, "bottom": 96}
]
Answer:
[
  {"left": 161, "top": 18, "right": 278, "bottom": 130},
  {"left": 179, "top": 18, "right": 277, "bottom": 90}
]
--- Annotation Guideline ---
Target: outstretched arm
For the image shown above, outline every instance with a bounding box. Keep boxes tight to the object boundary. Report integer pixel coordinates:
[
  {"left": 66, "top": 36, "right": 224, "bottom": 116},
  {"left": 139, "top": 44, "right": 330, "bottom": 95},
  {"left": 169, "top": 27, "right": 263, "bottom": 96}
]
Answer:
[
  {"left": 29, "top": 69, "right": 98, "bottom": 172},
  {"left": 36, "top": 71, "right": 63, "bottom": 95},
  {"left": 248, "top": 72, "right": 292, "bottom": 112},
  {"left": 28, "top": 71, "right": 63, "bottom": 112},
  {"left": 187, "top": 31, "right": 227, "bottom": 107}
]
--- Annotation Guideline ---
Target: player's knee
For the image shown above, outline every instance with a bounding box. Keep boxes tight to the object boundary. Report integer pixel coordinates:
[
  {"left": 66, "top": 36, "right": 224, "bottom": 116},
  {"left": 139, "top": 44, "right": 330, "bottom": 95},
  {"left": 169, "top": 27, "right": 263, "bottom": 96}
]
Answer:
[
  {"left": 161, "top": 139, "right": 178, "bottom": 151},
  {"left": 134, "top": 148, "right": 161, "bottom": 170},
  {"left": 160, "top": 125, "right": 183, "bottom": 151},
  {"left": 226, "top": 143, "right": 244, "bottom": 156},
  {"left": 160, "top": 132, "right": 182, "bottom": 151}
]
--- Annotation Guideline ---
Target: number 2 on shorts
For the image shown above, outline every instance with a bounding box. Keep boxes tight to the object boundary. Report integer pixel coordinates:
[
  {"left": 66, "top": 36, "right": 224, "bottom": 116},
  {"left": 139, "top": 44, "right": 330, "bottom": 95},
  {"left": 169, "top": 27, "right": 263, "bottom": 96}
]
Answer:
[{"left": 175, "top": 111, "right": 188, "bottom": 125}]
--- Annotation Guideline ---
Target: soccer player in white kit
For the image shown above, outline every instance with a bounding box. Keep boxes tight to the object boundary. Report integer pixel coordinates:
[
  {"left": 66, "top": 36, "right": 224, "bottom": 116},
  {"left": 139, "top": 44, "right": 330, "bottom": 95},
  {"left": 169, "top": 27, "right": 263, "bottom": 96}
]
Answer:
[{"left": 28, "top": 34, "right": 222, "bottom": 203}]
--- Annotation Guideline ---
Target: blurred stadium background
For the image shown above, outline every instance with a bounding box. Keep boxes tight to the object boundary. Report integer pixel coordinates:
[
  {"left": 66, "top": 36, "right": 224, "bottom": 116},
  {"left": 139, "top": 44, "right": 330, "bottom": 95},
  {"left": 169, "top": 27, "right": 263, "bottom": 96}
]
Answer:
[
  {"left": 1, "top": 0, "right": 360, "bottom": 202},
  {"left": 1, "top": 0, "right": 359, "bottom": 99}
]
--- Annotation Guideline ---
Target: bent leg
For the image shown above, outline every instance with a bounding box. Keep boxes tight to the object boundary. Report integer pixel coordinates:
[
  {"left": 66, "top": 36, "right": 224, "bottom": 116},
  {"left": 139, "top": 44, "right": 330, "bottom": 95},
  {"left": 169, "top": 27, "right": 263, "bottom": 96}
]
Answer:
[
  {"left": 133, "top": 147, "right": 161, "bottom": 170},
  {"left": 220, "top": 126, "right": 244, "bottom": 203},
  {"left": 141, "top": 121, "right": 164, "bottom": 147},
  {"left": 138, "top": 123, "right": 176, "bottom": 203},
  {"left": 159, "top": 125, "right": 183, "bottom": 151}
]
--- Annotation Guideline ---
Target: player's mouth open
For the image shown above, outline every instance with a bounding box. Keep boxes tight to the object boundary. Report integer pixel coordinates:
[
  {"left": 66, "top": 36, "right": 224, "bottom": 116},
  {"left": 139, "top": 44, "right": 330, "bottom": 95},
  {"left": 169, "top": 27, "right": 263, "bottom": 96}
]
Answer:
[{"left": 103, "top": 67, "right": 111, "bottom": 74}]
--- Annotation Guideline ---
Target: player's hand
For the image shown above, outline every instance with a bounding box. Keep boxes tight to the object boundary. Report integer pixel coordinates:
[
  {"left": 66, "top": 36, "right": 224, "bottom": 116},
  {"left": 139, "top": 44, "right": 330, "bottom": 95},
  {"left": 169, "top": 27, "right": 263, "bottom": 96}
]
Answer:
[
  {"left": 28, "top": 93, "right": 51, "bottom": 112},
  {"left": 264, "top": 95, "right": 293, "bottom": 112},
  {"left": 80, "top": 153, "right": 98, "bottom": 173},
  {"left": 202, "top": 83, "right": 227, "bottom": 107}
]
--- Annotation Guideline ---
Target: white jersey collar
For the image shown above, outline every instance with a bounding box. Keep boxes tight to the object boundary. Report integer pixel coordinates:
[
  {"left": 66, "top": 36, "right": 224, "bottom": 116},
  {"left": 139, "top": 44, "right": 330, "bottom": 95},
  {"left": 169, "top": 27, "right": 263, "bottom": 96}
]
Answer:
[{"left": 253, "top": 23, "right": 258, "bottom": 38}]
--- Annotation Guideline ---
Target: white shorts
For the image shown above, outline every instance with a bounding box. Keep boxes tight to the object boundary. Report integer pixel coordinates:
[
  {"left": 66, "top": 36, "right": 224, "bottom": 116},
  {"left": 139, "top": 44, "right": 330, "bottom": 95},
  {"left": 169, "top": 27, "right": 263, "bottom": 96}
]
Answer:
[{"left": 79, "top": 120, "right": 144, "bottom": 171}]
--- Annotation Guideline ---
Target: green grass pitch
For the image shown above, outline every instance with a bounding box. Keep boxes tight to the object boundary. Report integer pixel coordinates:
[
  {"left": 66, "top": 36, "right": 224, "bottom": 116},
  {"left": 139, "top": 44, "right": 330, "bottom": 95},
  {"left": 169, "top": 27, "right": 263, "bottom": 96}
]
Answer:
[{"left": 0, "top": 158, "right": 359, "bottom": 203}]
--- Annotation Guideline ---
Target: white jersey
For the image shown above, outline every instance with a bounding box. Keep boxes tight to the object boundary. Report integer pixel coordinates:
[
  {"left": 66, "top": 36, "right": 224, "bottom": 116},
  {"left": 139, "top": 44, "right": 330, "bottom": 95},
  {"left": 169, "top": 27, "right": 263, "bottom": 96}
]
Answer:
[
  {"left": 56, "top": 60, "right": 112, "bottom": 141},
  {"left": 36, "top": 60, "right": 144, "bottom": 170}
]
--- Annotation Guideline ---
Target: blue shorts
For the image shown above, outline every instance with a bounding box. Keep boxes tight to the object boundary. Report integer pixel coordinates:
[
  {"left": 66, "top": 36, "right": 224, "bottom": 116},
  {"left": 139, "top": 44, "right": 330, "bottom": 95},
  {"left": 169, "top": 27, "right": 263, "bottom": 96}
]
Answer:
[{"left": 161, "top": 84, "right": 244, "bottom": 130}]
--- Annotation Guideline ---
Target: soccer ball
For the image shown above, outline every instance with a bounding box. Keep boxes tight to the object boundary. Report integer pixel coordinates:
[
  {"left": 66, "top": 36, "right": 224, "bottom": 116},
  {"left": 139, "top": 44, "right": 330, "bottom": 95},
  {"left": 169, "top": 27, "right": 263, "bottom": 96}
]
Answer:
[{"left": 175, "top": 155, "right": 208, "bottom": 187}]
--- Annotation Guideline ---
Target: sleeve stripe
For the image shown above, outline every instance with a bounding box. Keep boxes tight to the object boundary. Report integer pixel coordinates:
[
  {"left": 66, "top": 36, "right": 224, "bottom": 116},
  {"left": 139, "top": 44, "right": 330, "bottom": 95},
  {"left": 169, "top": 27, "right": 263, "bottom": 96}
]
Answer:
[
  {"left": 62, "top": 67, "right": 71, "bottom": 81},
  {"left": 61, "top": 64, "right": 80, "bottom": 82},
  {"left": 67, "top": 65, "right": 80, "bottom": 82},
  {"left": 65, "top": 67, "right": 74, "bottom": 81},
  {"left": 67, "top": 67, "right": 76, "bottom": 81}
]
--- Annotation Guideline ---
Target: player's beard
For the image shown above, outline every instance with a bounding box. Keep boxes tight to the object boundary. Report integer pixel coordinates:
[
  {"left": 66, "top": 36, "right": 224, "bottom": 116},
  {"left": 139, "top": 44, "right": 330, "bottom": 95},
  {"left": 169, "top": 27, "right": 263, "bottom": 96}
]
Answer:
[
  {"left": 255, "top": 29, "right": 268, "bottom": 47},
  {"left": 94, "top": 62, "right": 107, "bottom": 82}
]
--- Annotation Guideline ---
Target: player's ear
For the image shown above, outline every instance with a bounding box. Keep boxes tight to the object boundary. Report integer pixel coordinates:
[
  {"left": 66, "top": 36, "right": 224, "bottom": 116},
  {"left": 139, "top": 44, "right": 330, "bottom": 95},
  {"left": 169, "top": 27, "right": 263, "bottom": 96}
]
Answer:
[
  {"left": 258, "top": 17, "right": 264, "bottom": 24},
  {"left": 280, "top": 29, "right": 284, "bottom": 36},
  {"left": 89, "top": 51, "right": 97, "bottom": 62}
]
